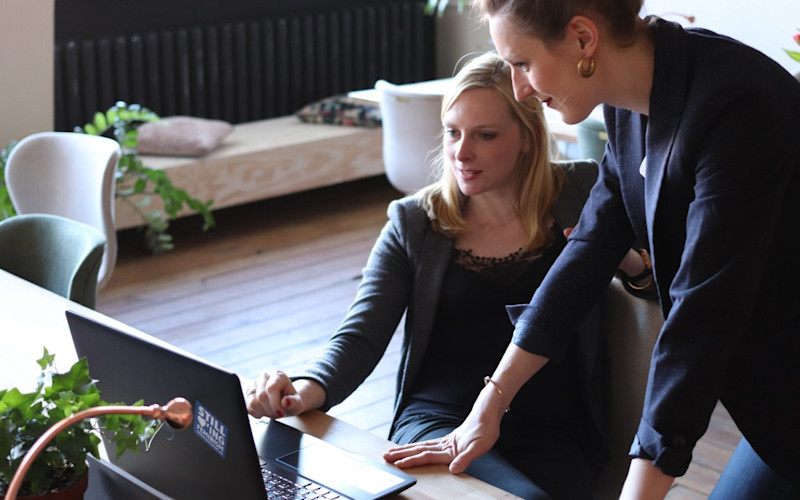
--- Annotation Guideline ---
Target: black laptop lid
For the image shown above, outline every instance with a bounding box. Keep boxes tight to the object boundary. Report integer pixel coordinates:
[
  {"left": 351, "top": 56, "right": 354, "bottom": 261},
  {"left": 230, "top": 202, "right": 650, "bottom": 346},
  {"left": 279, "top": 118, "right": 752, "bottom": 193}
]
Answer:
[
  {"left": 67, "top": 311, "right": 267, "bottom": 499},
  {"left": 67, "top": 311, "right": 416, "bottom": 500}
]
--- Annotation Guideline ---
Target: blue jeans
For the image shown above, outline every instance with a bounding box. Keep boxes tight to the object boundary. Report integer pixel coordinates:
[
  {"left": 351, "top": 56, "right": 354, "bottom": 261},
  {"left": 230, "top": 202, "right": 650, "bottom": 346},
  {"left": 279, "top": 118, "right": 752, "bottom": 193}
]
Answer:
[{"left": 709, "top": 438, "right": 800, "bottom": 500}]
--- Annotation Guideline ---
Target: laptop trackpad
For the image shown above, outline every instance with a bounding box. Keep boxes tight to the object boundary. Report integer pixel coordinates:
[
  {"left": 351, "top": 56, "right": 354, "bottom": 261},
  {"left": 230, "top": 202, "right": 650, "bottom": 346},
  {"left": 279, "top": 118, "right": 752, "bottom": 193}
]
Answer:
[
  {"left": 277, "top": 444, "right": 406, "bottom": 496},
  {"left": 255, "top": 419, "right": 415, "bottom": 499}
]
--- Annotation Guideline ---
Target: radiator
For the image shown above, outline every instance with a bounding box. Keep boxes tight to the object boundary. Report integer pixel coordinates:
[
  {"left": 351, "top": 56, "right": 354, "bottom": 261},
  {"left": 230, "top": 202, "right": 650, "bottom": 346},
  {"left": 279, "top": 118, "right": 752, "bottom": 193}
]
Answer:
[{"left": 54, "top": 0, "right": 435, "bottom": 131}]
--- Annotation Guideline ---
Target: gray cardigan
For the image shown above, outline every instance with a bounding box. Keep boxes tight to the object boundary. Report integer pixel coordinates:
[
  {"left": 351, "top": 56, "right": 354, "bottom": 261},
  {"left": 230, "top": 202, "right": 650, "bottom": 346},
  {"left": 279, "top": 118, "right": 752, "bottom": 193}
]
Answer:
[{"left": 295, "top": 160, "right": 604, "bottom": 441}]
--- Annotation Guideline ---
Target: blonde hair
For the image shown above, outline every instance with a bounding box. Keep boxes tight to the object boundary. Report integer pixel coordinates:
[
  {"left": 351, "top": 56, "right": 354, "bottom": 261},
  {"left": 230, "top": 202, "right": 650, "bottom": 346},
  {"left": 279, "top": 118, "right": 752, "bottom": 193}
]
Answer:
[{"left": 416, "top": 51, "right": 564, "bottom": 252}]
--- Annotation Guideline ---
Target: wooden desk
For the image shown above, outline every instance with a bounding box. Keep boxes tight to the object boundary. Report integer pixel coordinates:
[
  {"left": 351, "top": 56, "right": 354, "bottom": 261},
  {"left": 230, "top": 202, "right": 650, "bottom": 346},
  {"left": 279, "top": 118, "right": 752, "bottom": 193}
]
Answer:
[
  {"left": 0, "top": 270, "right": 519, "bottom": 499},
  {"left": 0, "top": 269, "right": 101, "bottom": 391},
  {"left": 348, "top": 78, "right": 599, "bottom": 145}
]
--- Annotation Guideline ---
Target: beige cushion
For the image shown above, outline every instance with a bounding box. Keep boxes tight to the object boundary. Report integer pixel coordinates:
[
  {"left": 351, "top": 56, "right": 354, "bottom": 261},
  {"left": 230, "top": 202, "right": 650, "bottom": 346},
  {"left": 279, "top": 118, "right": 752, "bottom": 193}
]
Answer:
[{"left": 137, "top": 116, "right": 233, "bottom": 156}]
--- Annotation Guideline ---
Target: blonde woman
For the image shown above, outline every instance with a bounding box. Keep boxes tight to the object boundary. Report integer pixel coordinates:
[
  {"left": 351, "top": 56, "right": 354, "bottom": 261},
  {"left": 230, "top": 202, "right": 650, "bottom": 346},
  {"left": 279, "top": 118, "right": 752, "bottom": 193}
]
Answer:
[{"left": 248, "top": 52, "right": 628, "bottom": 498}]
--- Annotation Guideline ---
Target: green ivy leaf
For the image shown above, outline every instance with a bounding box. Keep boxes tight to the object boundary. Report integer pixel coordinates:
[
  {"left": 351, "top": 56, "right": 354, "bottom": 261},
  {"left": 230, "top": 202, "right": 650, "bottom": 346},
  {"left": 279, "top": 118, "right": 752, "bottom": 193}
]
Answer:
[
  {"left": 93, "top": 111, "right": 108, "bottom": 132},
  {"left": 106, "top": 107, "right": 119, "bottom": 125},
  {"left": 36, "top": 347, "right": 55, "bottom": 370}
]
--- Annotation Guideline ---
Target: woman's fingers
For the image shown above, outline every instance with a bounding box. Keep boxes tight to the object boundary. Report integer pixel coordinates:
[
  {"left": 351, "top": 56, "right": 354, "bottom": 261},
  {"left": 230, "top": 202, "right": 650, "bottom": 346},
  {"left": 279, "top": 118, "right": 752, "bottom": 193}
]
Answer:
[
  {"left": 264, "top": 370, "right": 294, "bottom": 416},
  {"left": 385, "top": 438, "right": 447, "bottom": 459},
  {"left": 383, "top": 438, "right": 457, "bottom": 469},
  {"left": 280, "top": 393, "right": 304, "bottom": 416},
  {"left": 247, "top": 370, "right": 297, "bottom": 419},
  {"left": 449, "top": 439, "right": 483, "bottom": 474},
  {"left": 392, "top": 448, "right": 456, "bottom": 469}
]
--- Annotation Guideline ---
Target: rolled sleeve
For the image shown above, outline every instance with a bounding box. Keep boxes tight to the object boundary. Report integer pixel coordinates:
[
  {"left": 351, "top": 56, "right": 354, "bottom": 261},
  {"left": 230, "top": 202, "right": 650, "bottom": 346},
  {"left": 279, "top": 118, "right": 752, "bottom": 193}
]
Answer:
[
  {"left": 629, "top": 418, "right": 693, "bottom": 476},
  {"left": 507, "top": 304, "right": 571, "bottom": 361}
]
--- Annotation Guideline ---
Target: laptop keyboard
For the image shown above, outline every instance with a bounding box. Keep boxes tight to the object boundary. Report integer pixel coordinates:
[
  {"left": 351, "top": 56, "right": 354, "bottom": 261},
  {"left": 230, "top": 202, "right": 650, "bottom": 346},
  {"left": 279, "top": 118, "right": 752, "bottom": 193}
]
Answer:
[{"left": 261, "top": 462, "right": 342, "bottom": 499}]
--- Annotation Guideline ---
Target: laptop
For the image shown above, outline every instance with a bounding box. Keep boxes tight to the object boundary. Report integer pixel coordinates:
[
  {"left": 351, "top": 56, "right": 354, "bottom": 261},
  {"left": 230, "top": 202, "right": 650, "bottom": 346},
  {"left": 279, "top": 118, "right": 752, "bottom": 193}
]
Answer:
[{"left": 66, "top": 310, "right": 416, "bottom": 500}]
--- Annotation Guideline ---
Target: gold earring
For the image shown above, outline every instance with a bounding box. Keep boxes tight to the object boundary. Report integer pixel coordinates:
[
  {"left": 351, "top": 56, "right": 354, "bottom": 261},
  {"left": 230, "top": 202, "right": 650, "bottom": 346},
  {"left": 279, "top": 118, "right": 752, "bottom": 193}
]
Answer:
[{"left": 577, "top": 57, "right": 595, "bottom": 78}]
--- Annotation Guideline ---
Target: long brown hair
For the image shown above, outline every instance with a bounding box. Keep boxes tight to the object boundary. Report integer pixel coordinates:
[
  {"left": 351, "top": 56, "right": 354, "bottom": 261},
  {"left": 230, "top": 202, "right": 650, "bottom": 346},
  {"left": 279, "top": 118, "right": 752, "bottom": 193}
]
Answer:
[{"left": 416, "top": 52, "right": 564, "bottom": 252}]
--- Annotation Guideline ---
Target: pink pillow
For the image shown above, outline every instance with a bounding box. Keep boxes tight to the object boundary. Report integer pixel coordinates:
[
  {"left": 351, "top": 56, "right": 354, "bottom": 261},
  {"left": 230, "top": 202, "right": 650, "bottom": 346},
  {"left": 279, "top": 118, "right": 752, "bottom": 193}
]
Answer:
[{"left": 137, "top": 116, "right": 234, "bottom": 156}]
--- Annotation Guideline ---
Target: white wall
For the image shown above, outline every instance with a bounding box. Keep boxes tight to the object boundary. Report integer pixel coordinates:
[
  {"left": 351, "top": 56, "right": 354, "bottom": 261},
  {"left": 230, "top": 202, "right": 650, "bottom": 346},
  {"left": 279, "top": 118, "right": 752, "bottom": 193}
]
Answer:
[
  {"left": 0, "top": 0, "right": 54, "bottom": 148},
  {"left": 435, "top": 8, "right": 493, "bottom": 78},
  {"left": 643, "top": 0, "right": 800, "bottom": 73},
  {"left": 436, "top": 0, "right": 800, "bottom": 77}
]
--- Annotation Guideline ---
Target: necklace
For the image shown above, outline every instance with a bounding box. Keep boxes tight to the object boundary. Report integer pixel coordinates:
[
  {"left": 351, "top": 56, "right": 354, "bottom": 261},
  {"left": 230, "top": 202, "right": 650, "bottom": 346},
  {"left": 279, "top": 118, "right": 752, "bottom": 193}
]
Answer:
[{"left": 474, "top": 216, "right": 516, "bottom": 230}]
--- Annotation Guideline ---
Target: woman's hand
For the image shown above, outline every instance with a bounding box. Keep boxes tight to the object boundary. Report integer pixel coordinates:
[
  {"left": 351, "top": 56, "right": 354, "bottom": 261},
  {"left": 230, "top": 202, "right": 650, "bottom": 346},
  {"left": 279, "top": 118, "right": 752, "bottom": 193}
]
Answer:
[
  {"left": 383, "top": 384, "right": 506, "bottom": 474},
  {"left": 384, "top": 345, "right": 548, "bottom": 473},
  {"left": 245, "top": 370, "right": 325, "bottom": 419}
]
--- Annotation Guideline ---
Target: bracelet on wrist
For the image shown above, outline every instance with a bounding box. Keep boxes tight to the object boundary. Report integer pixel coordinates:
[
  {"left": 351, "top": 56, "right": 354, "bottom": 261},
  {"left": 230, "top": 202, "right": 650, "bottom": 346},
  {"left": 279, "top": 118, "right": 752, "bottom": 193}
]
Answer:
[
  {"left": 620, "top": 248, "right": 655, "bottom": 292},
  {"left": 483, "top": 376, "right": 510, "bottom": 413}
]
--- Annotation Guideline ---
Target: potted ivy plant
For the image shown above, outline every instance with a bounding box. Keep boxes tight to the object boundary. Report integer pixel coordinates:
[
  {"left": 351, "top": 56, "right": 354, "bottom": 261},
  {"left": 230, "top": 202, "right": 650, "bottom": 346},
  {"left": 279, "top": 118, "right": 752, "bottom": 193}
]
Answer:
[{"left": 0, "top": 348, "right": 160, "bottom": 499}]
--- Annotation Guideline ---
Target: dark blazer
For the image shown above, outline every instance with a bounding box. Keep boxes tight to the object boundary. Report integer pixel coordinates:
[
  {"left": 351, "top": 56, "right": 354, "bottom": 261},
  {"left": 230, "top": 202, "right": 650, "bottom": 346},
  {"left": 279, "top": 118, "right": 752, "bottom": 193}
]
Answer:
[{"left": 512, "top": 18, "right": 800, "bottom": 483}]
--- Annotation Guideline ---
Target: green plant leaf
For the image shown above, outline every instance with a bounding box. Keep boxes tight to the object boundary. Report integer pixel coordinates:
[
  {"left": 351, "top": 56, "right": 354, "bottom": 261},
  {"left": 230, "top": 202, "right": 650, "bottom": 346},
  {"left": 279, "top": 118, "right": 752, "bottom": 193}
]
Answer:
[
  {"left": 83, "top": 123, "right": 99, "bottom": 136},
  {"left": 106, "top": 107, "right": 119, "bottom": 125},
  {"left": 785, "top": 49, "right": 800, "bottom": 62},
  {"left": 424, "top": 0, "right": 438, "bottom": 15},
  {"left": 36, "top": 347, "right": 55, "bottom": 370},
  {"left": 93, "top": 111, "right": 108, "bottom": 132},
  {"left": 424, "top": 0, "right": 466, "bottom": 16}
]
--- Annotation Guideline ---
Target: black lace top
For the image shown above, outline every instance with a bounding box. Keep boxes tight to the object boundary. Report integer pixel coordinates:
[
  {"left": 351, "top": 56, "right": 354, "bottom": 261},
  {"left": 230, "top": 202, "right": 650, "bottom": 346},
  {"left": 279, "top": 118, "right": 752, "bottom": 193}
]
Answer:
[{"left": 399, "top": 227, "right": 589, "bottom": 439}]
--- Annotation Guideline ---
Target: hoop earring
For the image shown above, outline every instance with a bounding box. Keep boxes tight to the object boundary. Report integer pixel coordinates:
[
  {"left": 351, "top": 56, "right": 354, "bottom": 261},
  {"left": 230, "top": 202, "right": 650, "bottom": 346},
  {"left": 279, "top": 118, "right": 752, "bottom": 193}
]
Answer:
[{"left": 577, "top": 57, "right": 595, "bottom": 78}]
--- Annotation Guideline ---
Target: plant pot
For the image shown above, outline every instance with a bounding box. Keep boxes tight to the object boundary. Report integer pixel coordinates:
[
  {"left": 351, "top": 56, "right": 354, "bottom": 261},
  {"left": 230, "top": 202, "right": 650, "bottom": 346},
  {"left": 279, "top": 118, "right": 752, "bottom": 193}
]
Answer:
[{"left": 1, "top": 473, "right": 88, "bottom": 500}]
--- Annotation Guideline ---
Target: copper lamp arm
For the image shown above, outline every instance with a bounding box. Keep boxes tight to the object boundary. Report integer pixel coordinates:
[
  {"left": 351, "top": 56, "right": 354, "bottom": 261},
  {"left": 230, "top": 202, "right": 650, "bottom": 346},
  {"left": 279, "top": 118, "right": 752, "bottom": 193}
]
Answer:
[{"left": 4, "top": 397, "right": 192, "bottom": 500}]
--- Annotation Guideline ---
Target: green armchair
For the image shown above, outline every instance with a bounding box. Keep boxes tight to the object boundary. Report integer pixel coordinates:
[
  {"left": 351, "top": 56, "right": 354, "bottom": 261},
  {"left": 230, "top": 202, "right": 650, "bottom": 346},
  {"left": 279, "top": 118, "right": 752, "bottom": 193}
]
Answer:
[{"left": 0, "top": 214, "right": 106, "bottom": 309}]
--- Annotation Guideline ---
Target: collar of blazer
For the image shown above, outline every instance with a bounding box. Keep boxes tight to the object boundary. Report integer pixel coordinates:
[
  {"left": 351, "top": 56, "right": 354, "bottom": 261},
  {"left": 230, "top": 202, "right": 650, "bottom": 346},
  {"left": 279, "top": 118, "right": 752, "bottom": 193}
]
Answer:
[{"left": 642, "top": 18, "right": 688, "bottom": 274}]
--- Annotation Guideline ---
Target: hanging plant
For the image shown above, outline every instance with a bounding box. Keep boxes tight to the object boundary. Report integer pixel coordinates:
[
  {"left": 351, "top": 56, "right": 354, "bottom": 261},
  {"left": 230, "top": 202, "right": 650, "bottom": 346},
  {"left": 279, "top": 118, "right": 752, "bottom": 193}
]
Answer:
[
  {"left": 75, "top": 101, "right": 215, "bottom": 253},
  {"left": 424, "top": 0, "right": 468, "bottom": 17}
]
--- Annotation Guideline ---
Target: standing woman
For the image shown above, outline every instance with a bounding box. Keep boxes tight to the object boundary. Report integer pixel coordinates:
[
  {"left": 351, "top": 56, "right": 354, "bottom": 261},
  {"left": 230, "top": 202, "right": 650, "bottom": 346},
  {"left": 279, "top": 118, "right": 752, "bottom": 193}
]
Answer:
[{"left": 384, "top": 1, "right": 800, "bottom": 498}]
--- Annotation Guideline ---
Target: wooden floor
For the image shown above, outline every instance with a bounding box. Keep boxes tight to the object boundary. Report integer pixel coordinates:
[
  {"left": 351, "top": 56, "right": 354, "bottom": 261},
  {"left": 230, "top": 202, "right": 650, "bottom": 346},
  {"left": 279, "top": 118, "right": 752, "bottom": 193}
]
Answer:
[{"left": 97, "top": 175, "right": 740, "bottom": 499}]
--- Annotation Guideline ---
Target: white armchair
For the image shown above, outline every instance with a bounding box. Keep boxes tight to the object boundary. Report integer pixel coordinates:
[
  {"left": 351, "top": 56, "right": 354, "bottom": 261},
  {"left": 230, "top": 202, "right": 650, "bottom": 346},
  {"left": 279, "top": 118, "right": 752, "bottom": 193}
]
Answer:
[
  {"left": 4, "top": 131, "right": 121, "bottom": 290},
  {"left": 375, "top": 79, "right": 442, "bottom": 194}
]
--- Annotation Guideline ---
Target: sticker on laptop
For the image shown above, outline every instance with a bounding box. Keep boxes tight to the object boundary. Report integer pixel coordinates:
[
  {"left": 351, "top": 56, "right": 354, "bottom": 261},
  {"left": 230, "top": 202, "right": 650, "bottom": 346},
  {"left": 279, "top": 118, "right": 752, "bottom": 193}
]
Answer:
[{"left": 193, "top": 401, "right": 228, "bottom": 458}]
